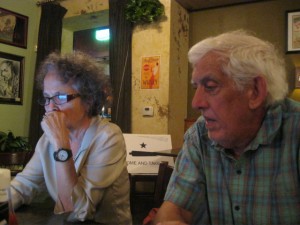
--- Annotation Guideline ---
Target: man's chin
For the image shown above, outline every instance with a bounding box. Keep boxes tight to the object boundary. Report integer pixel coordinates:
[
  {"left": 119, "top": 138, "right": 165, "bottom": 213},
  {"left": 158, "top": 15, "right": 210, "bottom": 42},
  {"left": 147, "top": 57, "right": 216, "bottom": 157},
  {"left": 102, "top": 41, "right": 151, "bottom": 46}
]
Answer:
[{"left": 207, "top": 131, "right": 224, "bottom": 144}]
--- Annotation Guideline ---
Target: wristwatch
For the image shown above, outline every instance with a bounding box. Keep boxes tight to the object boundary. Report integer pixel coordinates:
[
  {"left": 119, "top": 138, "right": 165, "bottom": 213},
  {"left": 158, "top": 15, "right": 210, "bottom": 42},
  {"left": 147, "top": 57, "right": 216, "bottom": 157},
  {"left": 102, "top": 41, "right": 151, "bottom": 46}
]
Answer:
[{"left": 53, "top": 148, "right": 72, "bottom": 162}]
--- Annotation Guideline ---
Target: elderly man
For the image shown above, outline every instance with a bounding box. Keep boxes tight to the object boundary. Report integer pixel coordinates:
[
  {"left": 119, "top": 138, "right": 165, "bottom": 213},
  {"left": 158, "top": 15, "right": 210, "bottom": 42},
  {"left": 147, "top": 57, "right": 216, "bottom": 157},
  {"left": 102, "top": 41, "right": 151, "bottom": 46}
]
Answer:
[{"left": 153, "top": 30, "right": 300, "bottom": 225}]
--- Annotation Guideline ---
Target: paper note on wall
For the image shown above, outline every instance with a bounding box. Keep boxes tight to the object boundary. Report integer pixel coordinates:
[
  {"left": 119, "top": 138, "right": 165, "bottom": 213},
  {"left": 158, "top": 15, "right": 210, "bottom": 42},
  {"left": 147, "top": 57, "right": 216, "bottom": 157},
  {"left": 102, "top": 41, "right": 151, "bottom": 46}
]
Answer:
[{"left": 123, "top": 134, "right": 174, "bottom": 174}]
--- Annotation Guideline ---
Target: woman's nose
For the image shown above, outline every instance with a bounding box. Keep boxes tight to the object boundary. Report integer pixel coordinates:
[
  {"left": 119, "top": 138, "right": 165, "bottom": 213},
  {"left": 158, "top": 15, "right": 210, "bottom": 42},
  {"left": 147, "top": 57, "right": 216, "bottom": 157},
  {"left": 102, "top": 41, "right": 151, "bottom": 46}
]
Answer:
[{"left": 45, "top": 100, "right": 58, "bottom": 112}]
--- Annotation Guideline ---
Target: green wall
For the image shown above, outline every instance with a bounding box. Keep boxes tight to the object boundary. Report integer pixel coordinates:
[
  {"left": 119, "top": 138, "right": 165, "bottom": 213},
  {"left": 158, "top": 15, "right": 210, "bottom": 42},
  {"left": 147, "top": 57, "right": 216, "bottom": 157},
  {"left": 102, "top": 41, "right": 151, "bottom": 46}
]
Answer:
[
  {"left": 187, "top": 0, "right": 300, "bottom": 119},
  {"left": 0, "top": 0, "right": 39, "bottom": 136}
]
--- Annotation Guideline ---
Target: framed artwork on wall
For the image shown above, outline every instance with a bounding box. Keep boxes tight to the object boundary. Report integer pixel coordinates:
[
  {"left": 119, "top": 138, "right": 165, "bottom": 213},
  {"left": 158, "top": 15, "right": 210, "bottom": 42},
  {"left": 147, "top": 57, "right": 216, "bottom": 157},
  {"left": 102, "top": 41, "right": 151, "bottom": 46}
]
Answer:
[
  {"left": 0, "top": 7, "right": 28, "bottom": 48},
  {"left": 0, "top": 52, "right": 24, "bottom": 105},
  {"left": 296, "top": 67, "right": 300, "bottom": 88},
  {"left": 286, "top": 9, "right": 300, "bottom": 53}
]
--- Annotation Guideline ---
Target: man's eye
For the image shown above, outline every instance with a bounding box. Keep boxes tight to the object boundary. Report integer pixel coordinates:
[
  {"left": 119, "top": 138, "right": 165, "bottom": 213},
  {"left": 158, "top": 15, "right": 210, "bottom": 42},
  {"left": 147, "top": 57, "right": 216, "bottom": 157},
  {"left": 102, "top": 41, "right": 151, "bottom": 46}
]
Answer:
[
  {"left": 192, "top": 83, "right": 197, "bottom": 90},
  {"left": 204, "top": 84, "right": 218, "bottom": 91},
  {"left": 203, "top": 81, "right": 221, "bottom": 94}
]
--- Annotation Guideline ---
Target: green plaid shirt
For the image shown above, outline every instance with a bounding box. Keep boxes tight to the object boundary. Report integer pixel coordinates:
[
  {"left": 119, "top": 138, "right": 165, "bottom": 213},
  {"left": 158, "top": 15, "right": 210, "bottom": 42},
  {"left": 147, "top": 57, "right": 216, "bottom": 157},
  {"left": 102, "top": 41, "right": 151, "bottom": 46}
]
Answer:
[{"left": 165, "top": 98, "right": 300, "bottom": 225}]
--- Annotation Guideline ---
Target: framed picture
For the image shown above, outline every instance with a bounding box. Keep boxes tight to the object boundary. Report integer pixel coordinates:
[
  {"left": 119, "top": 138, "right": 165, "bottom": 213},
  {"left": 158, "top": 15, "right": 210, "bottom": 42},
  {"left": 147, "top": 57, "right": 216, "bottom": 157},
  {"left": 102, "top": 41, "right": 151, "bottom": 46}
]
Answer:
[
  {"left": 296, "top": 67, "right": 300, "bottom": 88},
  {"left": 0, "top": 8, "right": 28, "bottom": 48},
  {"left": 0, "top": 52, "right": 24, "bottom": 105},
  {"left": 286, "top": 9, "right": 300, "bottom": 53}
]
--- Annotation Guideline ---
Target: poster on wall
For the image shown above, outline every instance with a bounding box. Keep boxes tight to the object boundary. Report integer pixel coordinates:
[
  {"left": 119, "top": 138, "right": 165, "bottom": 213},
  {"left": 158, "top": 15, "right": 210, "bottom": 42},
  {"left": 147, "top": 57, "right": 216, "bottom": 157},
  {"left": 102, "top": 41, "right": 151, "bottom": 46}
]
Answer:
[{"left": 141, "top": 55, "right": 160, "bottom": 89}]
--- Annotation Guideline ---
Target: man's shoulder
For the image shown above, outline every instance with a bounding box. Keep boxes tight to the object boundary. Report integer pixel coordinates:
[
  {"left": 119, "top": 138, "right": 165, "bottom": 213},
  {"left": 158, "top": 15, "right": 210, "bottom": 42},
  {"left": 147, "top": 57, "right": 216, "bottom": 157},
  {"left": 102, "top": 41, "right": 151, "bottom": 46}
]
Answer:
[
  {"left": 268, "top": 98, "right": 300, "bottom": 116},
  {"left": 283, "top": 98, "right": 300, "bottom": 112}
]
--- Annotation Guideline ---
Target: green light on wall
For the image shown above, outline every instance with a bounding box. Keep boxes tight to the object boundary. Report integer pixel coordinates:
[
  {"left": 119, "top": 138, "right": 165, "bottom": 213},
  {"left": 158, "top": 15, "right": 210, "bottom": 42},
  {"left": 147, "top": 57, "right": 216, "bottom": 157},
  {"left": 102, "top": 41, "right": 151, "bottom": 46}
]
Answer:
[{"left": 95, "top": 28, "right": 110, "bottom": 41}]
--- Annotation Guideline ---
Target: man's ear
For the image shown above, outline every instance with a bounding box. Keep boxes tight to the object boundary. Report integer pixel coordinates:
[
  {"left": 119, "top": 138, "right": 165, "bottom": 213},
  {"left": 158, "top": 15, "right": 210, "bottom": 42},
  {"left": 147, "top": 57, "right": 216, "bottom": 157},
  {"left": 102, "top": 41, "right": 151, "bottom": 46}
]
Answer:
[{"left": 248, "top": 76, "right": 267, "bottom": 109}]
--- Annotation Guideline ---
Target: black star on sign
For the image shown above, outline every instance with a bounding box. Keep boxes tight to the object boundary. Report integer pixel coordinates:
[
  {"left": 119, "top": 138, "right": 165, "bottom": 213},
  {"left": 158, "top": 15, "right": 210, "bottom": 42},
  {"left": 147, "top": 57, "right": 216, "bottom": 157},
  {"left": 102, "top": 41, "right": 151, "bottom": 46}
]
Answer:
[{"left": 140, "top": 142, "right": 147, "bottom": 148}]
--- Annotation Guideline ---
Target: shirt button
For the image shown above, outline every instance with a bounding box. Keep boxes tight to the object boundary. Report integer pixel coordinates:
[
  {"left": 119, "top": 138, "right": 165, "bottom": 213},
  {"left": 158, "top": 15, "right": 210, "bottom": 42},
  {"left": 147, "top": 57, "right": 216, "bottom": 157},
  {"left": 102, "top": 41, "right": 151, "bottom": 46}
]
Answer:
[
  {"left": 234, "top": 205, "right": 240, "bottom": 211},
  {"left": 236, "top": 170, "right": 242, "bottom": 174}
]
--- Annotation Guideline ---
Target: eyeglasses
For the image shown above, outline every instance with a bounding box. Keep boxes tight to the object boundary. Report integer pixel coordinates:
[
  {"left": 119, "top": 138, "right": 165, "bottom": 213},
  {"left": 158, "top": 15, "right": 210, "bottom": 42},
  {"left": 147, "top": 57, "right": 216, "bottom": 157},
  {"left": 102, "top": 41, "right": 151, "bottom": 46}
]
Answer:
[{"left": 38, "top": 93, "right": 81, "bottom": 106}]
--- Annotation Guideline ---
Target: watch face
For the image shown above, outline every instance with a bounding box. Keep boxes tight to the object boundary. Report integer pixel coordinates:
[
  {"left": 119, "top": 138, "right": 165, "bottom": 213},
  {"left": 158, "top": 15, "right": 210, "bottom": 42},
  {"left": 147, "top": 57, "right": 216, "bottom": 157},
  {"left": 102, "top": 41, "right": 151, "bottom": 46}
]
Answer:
[
  {"left": 58, "top": 150, "right": 69, "bottom": 161},
  {"left": 54, "top": 148, "right": 72, "bottom": 162}
]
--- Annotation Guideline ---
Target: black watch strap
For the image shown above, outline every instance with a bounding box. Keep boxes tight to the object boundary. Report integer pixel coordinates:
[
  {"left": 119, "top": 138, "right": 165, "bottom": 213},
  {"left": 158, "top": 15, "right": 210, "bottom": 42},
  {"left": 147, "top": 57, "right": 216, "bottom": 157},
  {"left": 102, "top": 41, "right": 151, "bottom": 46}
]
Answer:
[{"left": 53, "top": 148, "right": 72, "bottom": 162}]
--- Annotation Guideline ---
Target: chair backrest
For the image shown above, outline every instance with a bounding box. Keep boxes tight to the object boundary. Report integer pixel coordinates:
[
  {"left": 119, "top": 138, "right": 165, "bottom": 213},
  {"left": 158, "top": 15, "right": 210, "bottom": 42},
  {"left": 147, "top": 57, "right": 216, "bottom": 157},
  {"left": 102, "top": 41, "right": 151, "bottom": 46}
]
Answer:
[{"left": 153, "top": 161, "right": 174, "bottom": 207}]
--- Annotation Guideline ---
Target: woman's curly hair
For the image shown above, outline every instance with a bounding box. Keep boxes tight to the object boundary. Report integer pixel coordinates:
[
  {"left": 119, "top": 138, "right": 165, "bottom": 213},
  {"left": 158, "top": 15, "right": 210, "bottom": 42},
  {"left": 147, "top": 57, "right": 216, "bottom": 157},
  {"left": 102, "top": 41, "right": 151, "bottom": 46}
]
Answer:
[{"left": 36, "top": 51, "right": 111, "bottom": 117}]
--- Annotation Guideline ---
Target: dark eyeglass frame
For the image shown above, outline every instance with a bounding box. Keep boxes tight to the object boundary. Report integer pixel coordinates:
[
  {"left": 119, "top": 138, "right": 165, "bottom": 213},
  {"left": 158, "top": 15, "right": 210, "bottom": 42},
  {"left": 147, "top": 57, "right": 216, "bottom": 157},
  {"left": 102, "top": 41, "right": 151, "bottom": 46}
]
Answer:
[{"left": 38, "top": 93, "right": 81, "bottom": 106}]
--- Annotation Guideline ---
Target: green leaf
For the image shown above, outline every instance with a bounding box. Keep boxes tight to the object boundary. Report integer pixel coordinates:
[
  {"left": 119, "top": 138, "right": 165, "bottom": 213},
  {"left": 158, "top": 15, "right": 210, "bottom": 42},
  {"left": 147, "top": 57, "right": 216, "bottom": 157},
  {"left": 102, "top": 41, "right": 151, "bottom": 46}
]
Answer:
[
  {"left": 0, "top": 130, "right": 31, "bottom": 152},
  {"left": 125, "top": 0, "right": 164, "bottom": 25}
]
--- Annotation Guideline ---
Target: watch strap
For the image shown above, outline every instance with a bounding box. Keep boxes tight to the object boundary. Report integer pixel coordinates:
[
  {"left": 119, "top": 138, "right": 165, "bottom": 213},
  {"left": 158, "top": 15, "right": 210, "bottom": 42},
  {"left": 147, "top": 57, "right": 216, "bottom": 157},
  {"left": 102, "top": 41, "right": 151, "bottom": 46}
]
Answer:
[{"left": 53, "top": 148, "right": 72, "bottom": 162}]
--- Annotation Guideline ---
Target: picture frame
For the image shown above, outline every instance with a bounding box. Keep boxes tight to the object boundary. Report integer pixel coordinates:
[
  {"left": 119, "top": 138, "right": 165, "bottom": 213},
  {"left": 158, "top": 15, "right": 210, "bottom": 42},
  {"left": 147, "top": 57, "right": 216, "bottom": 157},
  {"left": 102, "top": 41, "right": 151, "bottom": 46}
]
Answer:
[
  {"left": 0, "top": 7, "right": 28, "bottom": 48},
  {"left": 0, "top": 52, "right": 24, "bottom": 105},
  {"left": 286, "top": 9, "right": 300, "bottom": 54},
  {"left": 296, "top": 67, "right": 300, "bottom": 88}
]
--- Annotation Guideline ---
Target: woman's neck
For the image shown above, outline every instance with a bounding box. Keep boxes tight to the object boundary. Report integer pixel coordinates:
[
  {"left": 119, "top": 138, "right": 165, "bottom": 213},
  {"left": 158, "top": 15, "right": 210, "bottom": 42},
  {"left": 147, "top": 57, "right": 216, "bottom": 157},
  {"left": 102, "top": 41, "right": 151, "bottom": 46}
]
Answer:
[{"left": 69, "top": 117, "right": 92, "bottom": 153}]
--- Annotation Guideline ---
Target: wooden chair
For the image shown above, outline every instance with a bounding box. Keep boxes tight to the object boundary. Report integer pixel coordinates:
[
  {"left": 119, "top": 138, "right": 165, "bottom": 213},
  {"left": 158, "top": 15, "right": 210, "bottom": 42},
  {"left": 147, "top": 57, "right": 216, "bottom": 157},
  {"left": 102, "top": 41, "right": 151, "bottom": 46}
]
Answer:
[
  {"left": 142, "top": 161, "right": 174, "bottom": 225},
  {"left": 153, "top": 161, "right": 174, "bottom": 207},
  {"left": 129, "top": 173, "right": 157, "bottom": 215}
]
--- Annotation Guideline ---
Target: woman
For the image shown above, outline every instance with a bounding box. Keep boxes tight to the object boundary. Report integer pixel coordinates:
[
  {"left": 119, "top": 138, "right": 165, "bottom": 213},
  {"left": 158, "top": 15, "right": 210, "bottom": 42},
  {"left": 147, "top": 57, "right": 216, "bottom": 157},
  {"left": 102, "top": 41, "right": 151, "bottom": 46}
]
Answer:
[
  {"left": 0, "top": 60, "right": 19, "bottom": 98},
  {"left": 10, "top": 51, "right": 132, "bottom": 224}
]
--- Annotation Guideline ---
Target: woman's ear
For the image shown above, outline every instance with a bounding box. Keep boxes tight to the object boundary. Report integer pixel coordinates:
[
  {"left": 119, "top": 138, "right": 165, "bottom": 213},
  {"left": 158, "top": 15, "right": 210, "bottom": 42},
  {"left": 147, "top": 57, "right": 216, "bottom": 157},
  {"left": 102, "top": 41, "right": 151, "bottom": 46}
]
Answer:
[{"left": 248, "top": 76, "right": 267, "bottom": 109}]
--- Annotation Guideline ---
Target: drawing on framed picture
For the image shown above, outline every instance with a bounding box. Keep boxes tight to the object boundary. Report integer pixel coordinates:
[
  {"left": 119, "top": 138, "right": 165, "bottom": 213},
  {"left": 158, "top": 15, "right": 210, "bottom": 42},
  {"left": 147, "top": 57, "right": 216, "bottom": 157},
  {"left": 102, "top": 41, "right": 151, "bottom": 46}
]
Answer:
[
  {"left": 0, "top": 52, "right": 24, "bottom": 105},
  {"left": 286, "top": 9, "right": 300, "bottom": 53},
  {"left": 296, "top": 67, "right": 300, "bottom": 88},
  {"left": 0, "top": 7, "right": 28, "bottom": 48}
]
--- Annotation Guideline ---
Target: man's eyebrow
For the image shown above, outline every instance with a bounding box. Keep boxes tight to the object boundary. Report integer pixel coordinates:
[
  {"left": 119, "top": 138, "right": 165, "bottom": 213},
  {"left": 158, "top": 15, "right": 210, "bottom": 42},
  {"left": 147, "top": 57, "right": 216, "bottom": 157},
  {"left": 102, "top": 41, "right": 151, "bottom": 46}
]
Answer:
[
  {"left": 190, "top": 79, "right": 196, "bottom": 85},
  {"left": 191, "top": 75, "right": 218, "bottom": 85}
]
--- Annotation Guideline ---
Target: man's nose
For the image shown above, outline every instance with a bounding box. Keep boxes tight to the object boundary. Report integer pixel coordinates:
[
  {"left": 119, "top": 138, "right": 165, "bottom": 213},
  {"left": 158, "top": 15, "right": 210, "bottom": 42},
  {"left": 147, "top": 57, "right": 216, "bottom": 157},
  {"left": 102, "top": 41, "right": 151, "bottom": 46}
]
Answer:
[{"left": 192, "top": 87, "right": 208, "bottom": 110}]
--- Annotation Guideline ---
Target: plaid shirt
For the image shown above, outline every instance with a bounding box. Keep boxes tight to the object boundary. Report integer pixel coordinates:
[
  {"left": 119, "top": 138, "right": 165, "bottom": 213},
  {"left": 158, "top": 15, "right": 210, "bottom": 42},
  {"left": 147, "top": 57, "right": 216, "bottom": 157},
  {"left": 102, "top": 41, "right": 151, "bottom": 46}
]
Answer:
[{"left": 165, "top": 98, "right": 300, "bottom": 225}]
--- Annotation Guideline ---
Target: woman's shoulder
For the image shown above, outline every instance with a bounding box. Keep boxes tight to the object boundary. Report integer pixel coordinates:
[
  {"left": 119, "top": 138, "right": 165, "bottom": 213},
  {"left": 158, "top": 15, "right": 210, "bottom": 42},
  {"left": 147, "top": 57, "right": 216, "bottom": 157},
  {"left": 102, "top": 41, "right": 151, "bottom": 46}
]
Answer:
[
  {"left": 92, "top": 116, "right": 122, "bottom": 133},
  {"left": 85, "top": 116, "right": 124, "bottom": 145}
]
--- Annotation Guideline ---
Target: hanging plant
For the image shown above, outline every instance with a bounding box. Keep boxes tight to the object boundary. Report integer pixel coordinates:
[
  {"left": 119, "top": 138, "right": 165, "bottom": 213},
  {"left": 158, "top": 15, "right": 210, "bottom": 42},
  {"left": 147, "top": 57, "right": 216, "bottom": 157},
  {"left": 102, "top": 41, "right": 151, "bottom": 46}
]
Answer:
[{"left": 125, "top": 0, "right": 165, "bottom": 25}]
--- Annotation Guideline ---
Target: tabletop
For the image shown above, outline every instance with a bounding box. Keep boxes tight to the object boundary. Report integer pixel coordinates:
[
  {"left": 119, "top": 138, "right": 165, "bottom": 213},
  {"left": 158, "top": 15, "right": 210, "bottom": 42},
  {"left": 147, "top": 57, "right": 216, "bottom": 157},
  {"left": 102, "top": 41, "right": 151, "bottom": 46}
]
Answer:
[
  {"left": 14, "top": 192, "right": 100, "bottom": 225},
  {"left": 15, "top": 193, "right": 65, "bottom": 225}
]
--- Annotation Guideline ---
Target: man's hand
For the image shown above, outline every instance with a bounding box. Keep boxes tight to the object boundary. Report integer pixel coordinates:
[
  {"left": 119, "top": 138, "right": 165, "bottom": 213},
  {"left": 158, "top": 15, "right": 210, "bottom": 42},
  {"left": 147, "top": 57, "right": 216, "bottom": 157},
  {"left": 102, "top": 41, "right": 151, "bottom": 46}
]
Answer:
[
  {"left": 153, "top": 201, "right": 192, "bottom": 225},
  {"left": 156, "top": 221, "right": 189, "bottom": 225}
]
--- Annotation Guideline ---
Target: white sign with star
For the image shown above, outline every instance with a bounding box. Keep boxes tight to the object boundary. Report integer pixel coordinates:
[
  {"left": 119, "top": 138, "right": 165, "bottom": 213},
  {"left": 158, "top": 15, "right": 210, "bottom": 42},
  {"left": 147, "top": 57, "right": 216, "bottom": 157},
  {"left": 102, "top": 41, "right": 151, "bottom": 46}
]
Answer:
[{"left": 124, "top": 133, "right": 175, "bottom": 174}]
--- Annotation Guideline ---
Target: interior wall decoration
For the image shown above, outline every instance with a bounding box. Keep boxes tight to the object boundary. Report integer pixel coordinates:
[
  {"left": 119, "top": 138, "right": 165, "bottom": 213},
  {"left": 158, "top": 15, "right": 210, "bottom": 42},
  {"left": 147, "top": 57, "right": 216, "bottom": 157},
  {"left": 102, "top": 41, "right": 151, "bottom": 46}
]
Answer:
[
  {"left": 286, "top": 9, "right": 300, "bottom": 53},
  {"left": 0, "top": 51, "right": 24, "bottom": 105},
  {"left": 0, "top": 8, "right": 28, "bottom": 48},
  {"left": 295, "top": 67, "right": 300, "bottom": 88},
  {"left": 141, "top": 55, "right": 160, "bottom": 89}
]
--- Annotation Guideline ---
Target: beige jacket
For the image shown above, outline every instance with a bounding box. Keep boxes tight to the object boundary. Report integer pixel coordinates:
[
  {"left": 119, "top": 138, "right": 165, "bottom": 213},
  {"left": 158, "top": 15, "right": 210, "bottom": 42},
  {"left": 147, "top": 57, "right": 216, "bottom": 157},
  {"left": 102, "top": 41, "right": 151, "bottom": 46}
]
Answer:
[{"left": 11, "top": 116, "right": 132, "bottom": 225}]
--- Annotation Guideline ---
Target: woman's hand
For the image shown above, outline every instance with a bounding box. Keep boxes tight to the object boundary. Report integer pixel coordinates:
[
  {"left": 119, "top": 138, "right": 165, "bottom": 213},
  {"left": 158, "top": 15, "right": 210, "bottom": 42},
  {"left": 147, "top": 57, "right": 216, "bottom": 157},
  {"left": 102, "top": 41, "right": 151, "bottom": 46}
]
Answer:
[{"left": 41, "top": 111, "right": 70, "bottom": 149}]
